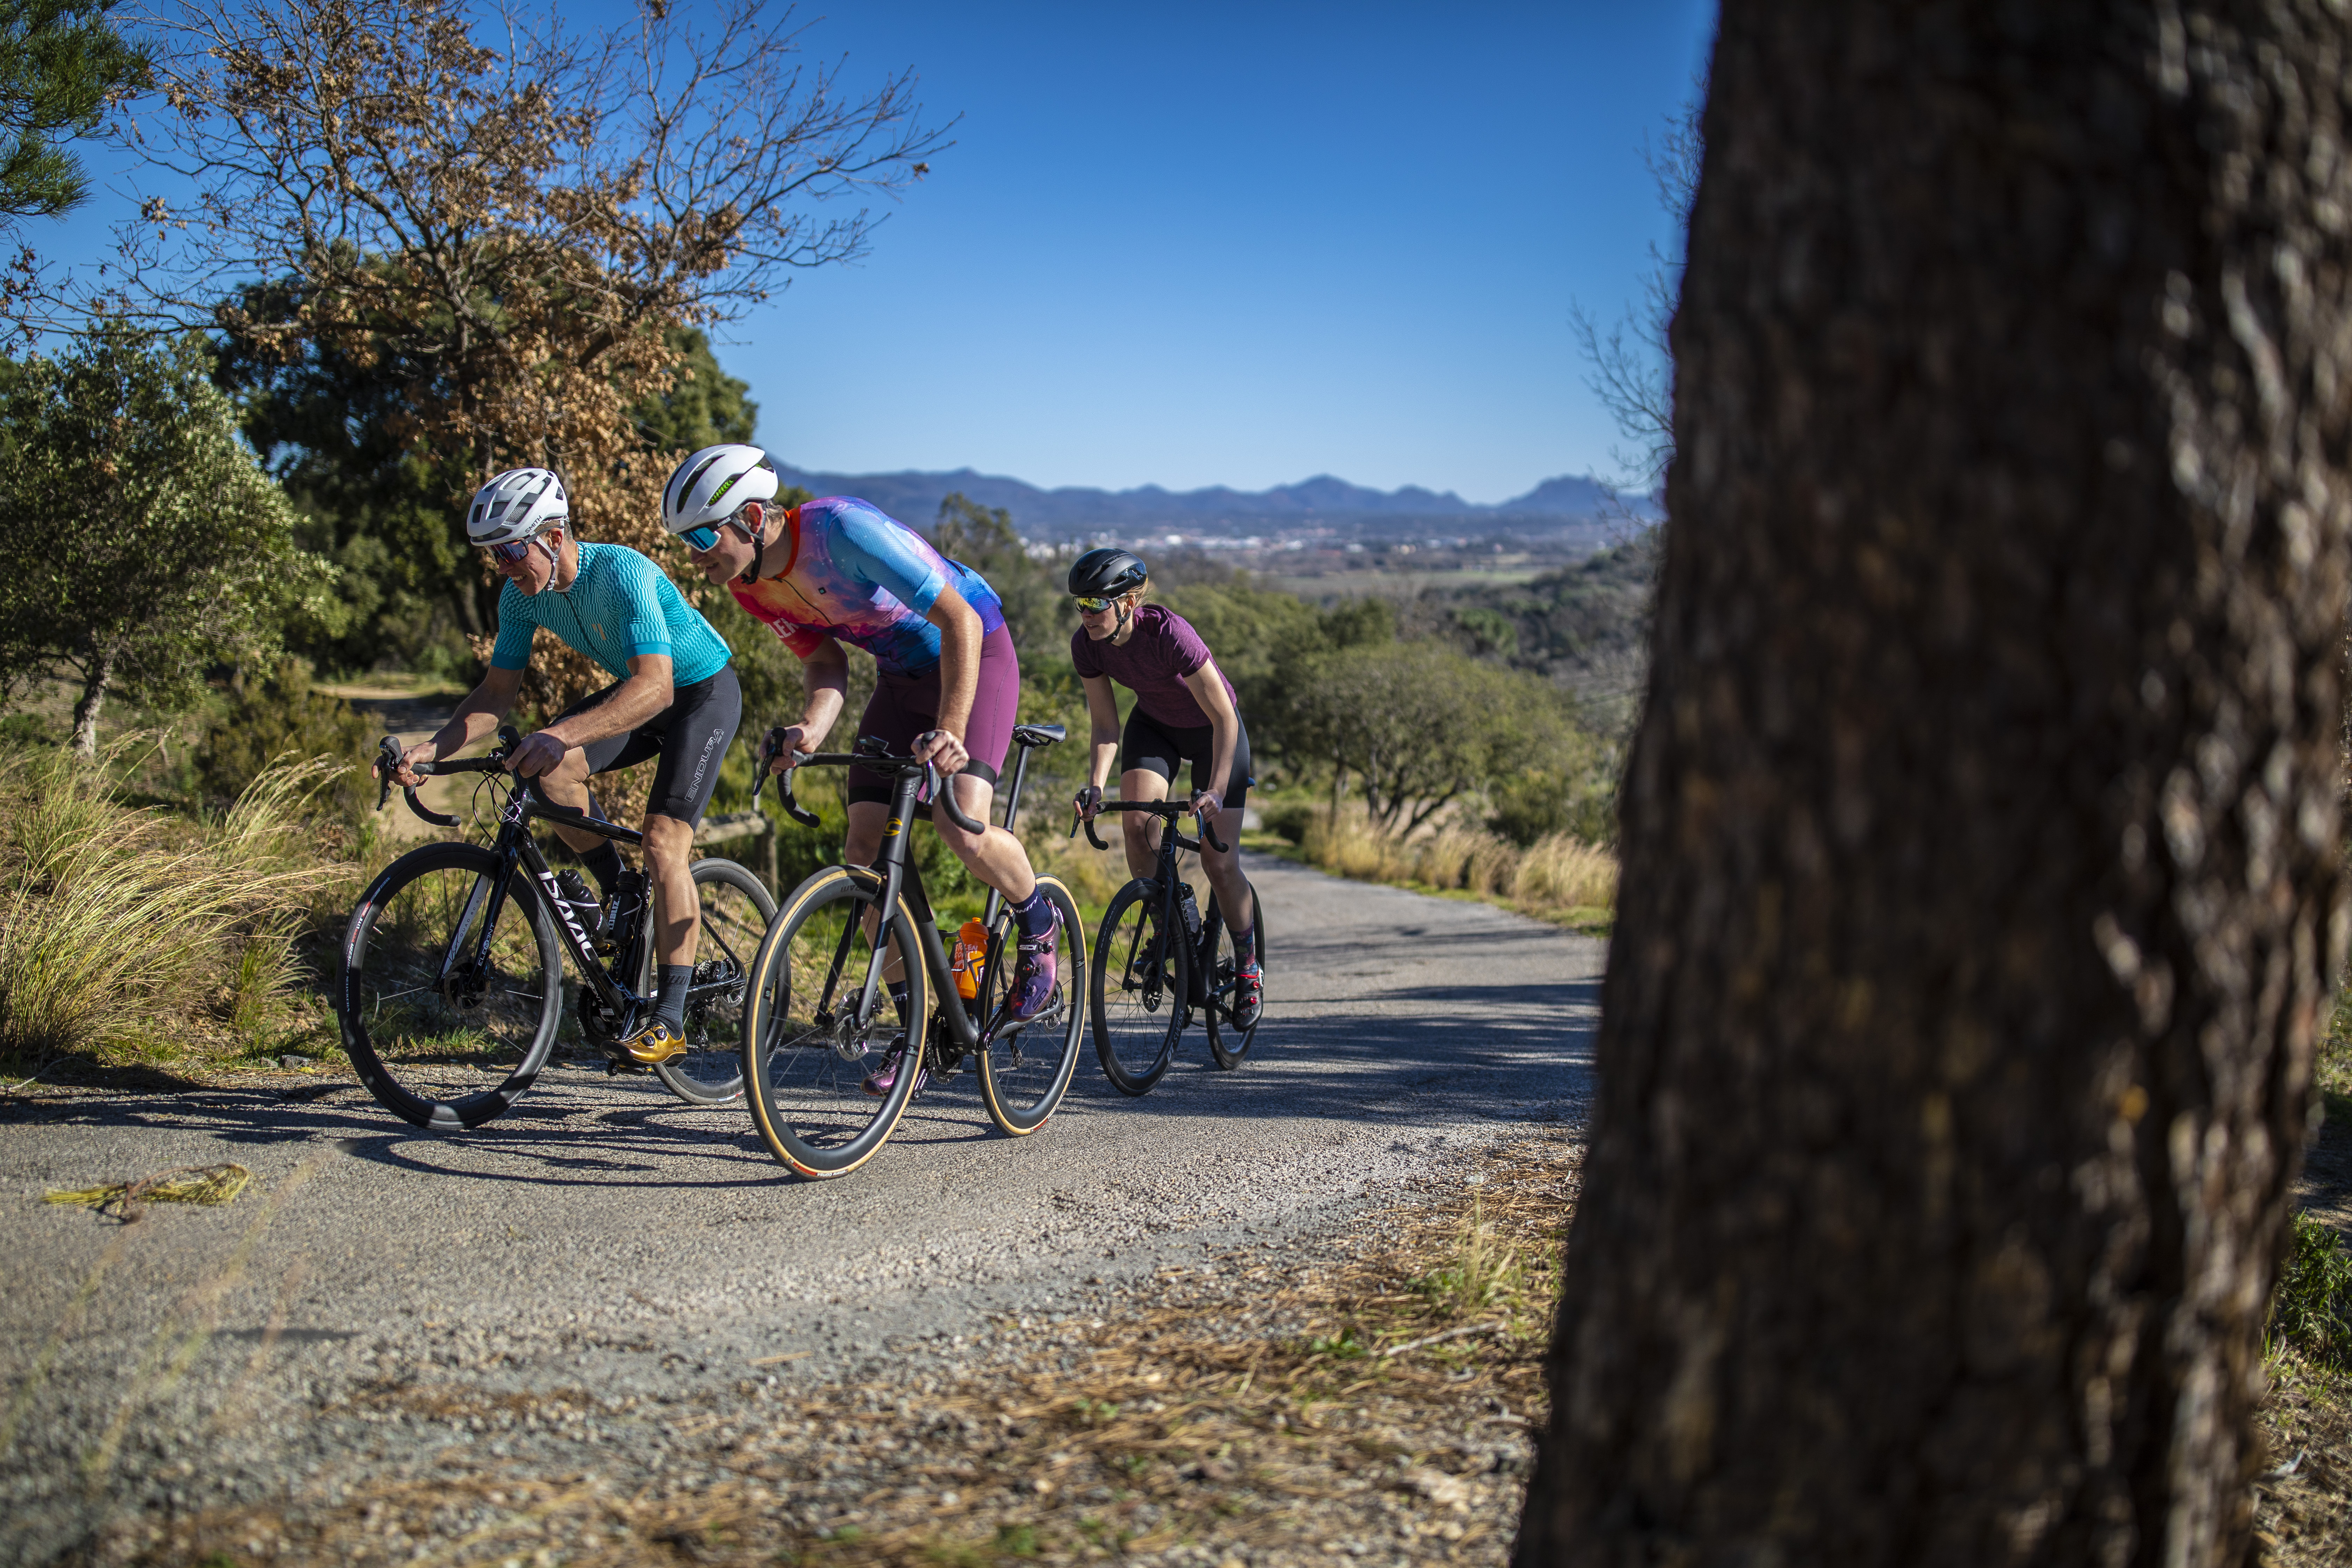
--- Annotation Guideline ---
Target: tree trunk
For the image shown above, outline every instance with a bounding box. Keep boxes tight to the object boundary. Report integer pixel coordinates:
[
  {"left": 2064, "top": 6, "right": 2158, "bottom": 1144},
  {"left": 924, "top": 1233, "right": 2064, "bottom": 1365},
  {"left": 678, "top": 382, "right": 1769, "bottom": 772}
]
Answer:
[
  {"left": 70, "top": 643, "right": 119, "bottom": 759},
  {"left": 1517, "top": 6, "right": 2352, "bottom": 1566}
]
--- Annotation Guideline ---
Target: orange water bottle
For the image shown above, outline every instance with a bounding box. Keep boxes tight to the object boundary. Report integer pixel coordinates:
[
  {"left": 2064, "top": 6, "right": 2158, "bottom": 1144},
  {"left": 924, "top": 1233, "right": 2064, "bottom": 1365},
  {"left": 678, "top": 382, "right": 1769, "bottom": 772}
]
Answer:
[{"left": 952, "top": 918, "right": 988, "bottom": 999}]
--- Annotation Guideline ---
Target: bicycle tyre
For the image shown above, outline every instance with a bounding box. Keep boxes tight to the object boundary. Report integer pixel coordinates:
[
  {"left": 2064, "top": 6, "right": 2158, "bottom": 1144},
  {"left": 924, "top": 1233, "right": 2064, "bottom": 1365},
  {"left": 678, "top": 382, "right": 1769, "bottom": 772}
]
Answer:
[
  {"left": 975, "top": 874, "right": 1087, "bottom": 1135},
  {"left": 653, "top": 858, "right": 779, "bottom": 1106},
  {"left": 1203, "top": 879, "right": 1264, "bottom": 1070},
  {"left": 1091, "top": 878, "right": 1186, "bottom": 1096},
  {"left": 338, "top": 842, "right": 563, "bottom": 1130},
  {"left": 740, "top": 865, "right": 928, "bottom": 1178}
]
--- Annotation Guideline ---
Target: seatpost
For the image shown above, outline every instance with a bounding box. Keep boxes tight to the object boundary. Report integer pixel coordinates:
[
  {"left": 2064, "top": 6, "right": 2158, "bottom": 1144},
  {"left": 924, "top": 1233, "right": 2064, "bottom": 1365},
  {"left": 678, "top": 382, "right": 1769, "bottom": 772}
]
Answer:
[{"left": 980, "top": 743, "right": 1036, "bottom": 930}]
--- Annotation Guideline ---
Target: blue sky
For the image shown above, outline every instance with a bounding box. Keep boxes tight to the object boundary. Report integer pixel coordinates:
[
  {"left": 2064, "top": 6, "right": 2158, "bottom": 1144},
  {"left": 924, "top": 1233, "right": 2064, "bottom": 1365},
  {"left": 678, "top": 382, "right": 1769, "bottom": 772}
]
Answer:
[{"left": 42, "top": 1, "right": 1716, "bottom": 504}]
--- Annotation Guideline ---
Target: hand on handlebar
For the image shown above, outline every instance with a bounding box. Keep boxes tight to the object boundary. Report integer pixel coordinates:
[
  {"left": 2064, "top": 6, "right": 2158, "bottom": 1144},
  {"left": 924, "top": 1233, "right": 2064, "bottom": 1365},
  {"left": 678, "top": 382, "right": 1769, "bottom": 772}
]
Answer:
[
  {"left": 763, "top": 724, "right": 813, "bottom": 774},
  {"left": 506, "top": 731, "right": 567, "bottom": 779},
  {"left": 1188, "top": 790, "right": 1222, "bottom": 824},
  {"left": 1074, "top": 783, "right": 1102, "bottom": 822},
  {"left": 912, "top": 728, "right": 969, "bottom": 777},
  {"left": 387, "top": 740, "right": 435, "bottom": 790}
]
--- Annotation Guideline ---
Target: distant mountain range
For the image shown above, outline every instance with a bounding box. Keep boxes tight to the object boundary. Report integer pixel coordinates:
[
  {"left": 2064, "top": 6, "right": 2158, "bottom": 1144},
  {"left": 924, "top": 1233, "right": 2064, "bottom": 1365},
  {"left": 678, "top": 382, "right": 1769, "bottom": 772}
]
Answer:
[{"left": 767, "top": 462, "right": 1652, "bottom": 538}]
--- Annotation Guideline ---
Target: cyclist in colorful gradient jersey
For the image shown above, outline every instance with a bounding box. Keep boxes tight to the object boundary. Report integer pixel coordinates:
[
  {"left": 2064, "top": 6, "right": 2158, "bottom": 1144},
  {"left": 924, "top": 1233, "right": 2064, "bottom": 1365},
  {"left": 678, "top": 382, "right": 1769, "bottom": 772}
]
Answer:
[{"left": 661, "top": 447, "right": 1060, "bottom": 1094}]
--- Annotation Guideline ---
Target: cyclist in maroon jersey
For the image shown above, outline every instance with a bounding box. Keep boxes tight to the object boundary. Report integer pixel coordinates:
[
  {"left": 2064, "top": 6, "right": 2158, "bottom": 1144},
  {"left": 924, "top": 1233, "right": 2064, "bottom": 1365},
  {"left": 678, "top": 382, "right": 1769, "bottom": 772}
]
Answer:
[{"left": 1066, "top": 548, "right": 1261, "bottom": 1027}]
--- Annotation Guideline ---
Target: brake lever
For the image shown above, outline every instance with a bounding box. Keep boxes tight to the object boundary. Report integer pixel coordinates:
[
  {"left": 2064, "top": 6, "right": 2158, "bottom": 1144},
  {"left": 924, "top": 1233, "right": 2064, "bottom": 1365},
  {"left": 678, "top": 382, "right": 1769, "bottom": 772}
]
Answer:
[
  {"left": 751, "top": 726, "right": 786, "bottom": 808},
  {"left": 373, "top": 735, "right": 402, "bottom": 812}
]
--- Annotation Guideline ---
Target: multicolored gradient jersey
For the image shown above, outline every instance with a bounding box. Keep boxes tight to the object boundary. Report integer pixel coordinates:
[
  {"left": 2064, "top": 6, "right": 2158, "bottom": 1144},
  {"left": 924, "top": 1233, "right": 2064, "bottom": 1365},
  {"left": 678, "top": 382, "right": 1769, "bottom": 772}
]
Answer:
[
  {"left": 490, "top": 542, "right": 733, "bottom": 687},
  {"left": 727, "top": 497, "right": 1007, "bottom": 676}
]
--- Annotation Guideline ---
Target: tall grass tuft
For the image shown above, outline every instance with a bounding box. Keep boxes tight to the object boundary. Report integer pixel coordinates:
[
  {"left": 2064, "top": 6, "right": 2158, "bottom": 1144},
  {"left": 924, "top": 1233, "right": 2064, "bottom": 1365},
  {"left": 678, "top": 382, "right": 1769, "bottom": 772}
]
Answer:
[
  {"left": 0, "top": 745, "right": 357, "bottom": 1068},
  {"left": 1297, "top": 800, "right": 1616, "bottom": 919}
]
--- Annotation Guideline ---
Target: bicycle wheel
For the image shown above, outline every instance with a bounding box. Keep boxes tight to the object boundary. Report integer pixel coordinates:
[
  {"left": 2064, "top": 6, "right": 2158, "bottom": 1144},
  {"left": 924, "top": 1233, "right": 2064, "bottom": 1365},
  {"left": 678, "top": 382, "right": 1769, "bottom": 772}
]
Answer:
[
  {"left": 1203, "top": 880, "right": 1264, "bottom": 1070},
  {"left": 975, "top": 874, "right": 1087, "bottom": 1135},
  {"left": 654, "top": 858, "right": 778, "bottom": 1106},
  {"left": 1091, "top": 878, "right": 1186, "bottom": 1096},
  {"left": 338, "top": 843, "right": 562, "bottom": 1130},
  {"left": 740, "top": 866, "right": 928, "bottom": 1177}
]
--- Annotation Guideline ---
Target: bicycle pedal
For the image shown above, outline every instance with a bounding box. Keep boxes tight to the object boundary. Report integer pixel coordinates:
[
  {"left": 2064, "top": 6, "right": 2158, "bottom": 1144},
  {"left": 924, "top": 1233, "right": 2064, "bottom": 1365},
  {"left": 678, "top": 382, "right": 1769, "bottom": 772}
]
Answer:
[{"left": 603, "top": 1056, "right": 651, "bottom": 1077}]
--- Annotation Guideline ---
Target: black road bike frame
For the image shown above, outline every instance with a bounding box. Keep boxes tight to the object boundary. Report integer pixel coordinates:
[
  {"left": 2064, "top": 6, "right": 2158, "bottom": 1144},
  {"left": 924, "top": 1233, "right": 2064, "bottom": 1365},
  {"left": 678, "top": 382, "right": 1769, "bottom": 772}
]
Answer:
[
  {"left": 756, "top": 724, "right": 1066, "bottom": 1063},
  {"left": 373, "top": 727, "right": 728, "bottom": 1041},
  {"left": 1079, "top": 798, "right": 1232, "bottom": 1012}
]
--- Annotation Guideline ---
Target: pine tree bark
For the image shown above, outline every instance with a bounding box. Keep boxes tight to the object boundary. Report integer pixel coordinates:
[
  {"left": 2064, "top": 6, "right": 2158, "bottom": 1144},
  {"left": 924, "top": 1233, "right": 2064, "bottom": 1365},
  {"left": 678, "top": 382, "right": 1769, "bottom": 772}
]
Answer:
[{"left": 1516, "top": 5, "right": 2352, "bottom": 1564}]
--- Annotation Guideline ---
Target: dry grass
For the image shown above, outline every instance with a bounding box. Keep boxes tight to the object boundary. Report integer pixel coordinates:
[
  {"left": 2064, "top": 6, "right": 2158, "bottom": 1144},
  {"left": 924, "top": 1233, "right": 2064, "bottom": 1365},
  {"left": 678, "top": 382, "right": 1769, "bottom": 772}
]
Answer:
[
  {"left": 2257, "top": 1346, "right": 2352, "bottom": 1566},
  {"left": 105, "top": 1136, "right": 1584, "bottom": 1568},
  {"left": 1296, "top": 805, "right": 1614, "bottom": 929},
  {"left": 0, "top": 743, "right": 359, "bottom": 1073}
]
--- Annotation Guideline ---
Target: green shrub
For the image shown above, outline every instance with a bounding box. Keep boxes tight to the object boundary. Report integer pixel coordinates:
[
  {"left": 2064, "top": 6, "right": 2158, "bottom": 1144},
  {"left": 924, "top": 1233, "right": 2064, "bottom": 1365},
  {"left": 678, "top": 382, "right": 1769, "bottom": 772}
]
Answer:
[
  {"left": 2270, "top": 1212, "right": 2352, "bottom": 1372},
  {"left": 193, "top": 659, "right": 372, "bottom": 825},
  {"left": 1259, "top": 799, "right": 1316, "bottom": 845},
  {"left": 0, "top": 712, "right": 51, "bottom": 747}
]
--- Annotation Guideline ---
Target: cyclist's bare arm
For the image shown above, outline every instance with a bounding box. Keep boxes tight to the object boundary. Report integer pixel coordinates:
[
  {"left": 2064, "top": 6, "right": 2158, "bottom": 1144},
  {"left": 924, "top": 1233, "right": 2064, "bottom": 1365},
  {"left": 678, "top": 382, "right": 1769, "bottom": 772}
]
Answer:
[
  {"left": 507, "top": 653, "right": 675, "bottom": 778},
  {"left": 1079, "top": 673, "right": 1122, "bottom": 811},
  {"left": 915, "top": 585, "right": 986, "bottom": 773},
  {"left": 399, "top": 665, "right": 525, "bottom": 786},
  {"left": 1180, "top": 658, "right": 1241, "bottom": 814},
  {"left": 767, "top": 637, "right": 850, "bottom": 770}
]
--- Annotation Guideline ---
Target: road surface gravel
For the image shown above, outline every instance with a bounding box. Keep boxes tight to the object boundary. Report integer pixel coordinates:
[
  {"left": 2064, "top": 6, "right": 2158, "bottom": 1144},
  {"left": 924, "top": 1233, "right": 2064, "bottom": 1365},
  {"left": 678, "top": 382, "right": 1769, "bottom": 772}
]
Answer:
[{"left": 0, "top": 852, "right": 1600, "bottom": 1564}]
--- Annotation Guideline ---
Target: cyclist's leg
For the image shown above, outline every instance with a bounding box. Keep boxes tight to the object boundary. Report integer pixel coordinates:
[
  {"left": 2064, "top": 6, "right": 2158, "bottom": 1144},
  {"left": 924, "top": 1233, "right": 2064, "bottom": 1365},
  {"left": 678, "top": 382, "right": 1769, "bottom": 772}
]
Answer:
[
  {"left": 1118, "top": 707, "right": 1183, "bottom": 879},
  {"left": 1187, "top": 718, "right": 1255, "bottom": 939},
  {"left": 632, "top": 666, "right": 742, "bottom": 969},
  {"left": 539, "top": 681, "right": 634, "bottom": 859}
]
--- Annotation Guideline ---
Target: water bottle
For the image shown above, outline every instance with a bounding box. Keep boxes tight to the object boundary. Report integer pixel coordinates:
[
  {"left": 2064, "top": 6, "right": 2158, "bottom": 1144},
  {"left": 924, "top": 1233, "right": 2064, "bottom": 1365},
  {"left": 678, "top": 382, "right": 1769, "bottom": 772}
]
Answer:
[
  {"left": 553, "top": 869, "right": 600, "bottom": 935},
  {"left": 1174, "top": 881, "right": 1203, "bottom": 946},
  {"left": 599, "top": 869, "right": 645, "bottom": 957},
  {"left": 951, "top": 918, "right": 988, "bottom": 1000}
]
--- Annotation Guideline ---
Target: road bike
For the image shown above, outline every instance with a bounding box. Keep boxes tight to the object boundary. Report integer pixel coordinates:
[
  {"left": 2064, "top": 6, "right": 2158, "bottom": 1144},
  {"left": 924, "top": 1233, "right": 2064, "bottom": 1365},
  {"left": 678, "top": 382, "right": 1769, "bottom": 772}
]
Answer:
[
  {"left": 736, "top": 724, "right": 1087, "bottom": 1178},
  {"left": 337, "top": 727, "right": 776, "bottom": 1129},
  {"left": 1078, "top": 800, "right": 1263, "bottom": 1094}
]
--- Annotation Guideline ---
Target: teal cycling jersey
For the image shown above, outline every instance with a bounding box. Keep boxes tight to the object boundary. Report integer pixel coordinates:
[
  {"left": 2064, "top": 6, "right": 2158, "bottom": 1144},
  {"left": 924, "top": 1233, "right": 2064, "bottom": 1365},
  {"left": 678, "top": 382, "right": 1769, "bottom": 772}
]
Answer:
[{"left": 489, "top": 542, "right": 732, "bottom": 687}]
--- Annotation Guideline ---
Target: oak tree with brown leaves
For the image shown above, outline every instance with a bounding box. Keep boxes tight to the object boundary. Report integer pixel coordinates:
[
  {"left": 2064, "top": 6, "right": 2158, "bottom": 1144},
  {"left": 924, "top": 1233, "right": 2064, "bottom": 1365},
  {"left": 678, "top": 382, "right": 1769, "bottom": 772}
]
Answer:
[{"left": 124, "top": 0, "right": 941, "bottom": 712}]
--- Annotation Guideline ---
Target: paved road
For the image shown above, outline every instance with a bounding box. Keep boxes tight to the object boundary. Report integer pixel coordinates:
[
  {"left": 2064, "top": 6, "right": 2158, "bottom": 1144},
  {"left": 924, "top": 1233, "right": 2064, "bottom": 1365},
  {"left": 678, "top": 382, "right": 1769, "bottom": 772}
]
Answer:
[{"left": 0, "top": 854, "right": 1600, "bottom": 1560}]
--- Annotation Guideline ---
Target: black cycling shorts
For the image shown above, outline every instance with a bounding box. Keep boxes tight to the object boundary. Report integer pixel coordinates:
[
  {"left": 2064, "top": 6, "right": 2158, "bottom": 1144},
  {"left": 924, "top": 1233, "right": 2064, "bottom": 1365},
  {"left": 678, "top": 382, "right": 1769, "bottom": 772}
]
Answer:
[
  {"left": 1120, "top": 706, "right": 1251, "bottom": 809},
  {"left": 553, "top": 663, "right": 742, "bottom": 827}
]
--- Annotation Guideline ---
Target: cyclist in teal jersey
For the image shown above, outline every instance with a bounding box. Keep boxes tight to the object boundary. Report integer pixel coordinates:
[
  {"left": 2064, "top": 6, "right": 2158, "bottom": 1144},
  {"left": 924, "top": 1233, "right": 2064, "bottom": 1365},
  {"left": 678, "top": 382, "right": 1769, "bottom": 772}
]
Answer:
[{"left": 386, "top": 468, "right": 743, "bottom": 1067}]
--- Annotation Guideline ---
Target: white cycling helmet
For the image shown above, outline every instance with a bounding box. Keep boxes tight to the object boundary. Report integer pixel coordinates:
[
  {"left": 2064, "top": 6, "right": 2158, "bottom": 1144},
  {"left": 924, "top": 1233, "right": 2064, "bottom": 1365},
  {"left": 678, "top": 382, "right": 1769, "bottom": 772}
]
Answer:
[
  {"left": 467, "top": 467, "right": 569, "bottom": 549},
  {"left": 662, "top": 444, "right": 780, "bottom": 545}
]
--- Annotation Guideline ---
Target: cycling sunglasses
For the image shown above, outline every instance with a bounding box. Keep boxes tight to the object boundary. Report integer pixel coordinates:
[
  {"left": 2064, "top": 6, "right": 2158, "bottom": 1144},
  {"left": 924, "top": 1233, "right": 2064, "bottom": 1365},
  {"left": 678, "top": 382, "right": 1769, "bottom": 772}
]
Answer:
[
  {"left": 679, "top": 524, "right": 723, "bottom": 552},
  {"left": 1074, "top": 595, "right": 1120, "bottom": 614},
  {"left": 485, "top": 536, "right": 542, "bottom": 565}
]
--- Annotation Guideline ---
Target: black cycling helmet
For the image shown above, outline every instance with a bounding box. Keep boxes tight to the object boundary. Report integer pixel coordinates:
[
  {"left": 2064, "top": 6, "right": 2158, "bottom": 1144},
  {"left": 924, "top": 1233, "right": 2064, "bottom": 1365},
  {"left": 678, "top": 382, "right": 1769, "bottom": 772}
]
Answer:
[{"left": 1069, "top": 547, "right": 1148, "bottom": 599}]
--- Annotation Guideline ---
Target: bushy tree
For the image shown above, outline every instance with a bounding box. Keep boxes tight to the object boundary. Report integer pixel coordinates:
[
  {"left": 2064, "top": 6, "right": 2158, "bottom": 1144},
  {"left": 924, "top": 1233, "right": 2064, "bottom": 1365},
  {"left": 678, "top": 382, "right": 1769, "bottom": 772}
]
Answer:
[
  {"left": 0, "top": 322, "right": 336, "bottom": 754},
  {"left": 1287, "top": 639, "right": 1570, "bottom": 836}
]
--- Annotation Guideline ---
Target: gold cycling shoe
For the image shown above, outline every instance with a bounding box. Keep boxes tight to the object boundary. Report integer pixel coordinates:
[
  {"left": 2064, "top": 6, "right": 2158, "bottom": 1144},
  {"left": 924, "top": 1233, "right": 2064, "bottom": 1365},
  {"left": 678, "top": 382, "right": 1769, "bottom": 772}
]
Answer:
[{"left": 619, "top": 1018, "right": 688, "bottom": 1065}]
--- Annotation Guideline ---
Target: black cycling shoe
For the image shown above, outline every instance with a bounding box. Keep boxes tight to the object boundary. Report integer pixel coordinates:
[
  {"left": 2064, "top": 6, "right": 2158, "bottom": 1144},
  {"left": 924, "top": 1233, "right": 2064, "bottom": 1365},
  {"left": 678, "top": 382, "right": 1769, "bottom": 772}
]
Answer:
[{"left": 1232, "top": 953, "right": 1264, "bottom": 1029}]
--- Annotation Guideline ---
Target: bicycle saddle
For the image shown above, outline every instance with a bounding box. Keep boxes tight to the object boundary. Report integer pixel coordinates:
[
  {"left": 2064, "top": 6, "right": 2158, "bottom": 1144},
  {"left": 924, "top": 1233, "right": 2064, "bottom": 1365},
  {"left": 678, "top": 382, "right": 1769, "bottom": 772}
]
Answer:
[{"left": 1011, "top": 723, "right": 1066, "bottom": 748}]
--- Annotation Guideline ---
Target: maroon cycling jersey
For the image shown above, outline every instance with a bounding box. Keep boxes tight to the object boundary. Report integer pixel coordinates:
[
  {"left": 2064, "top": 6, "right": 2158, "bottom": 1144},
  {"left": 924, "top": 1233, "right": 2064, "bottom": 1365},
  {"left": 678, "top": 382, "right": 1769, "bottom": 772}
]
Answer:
[{"left": 1070, "top": 604, "right": 1237, "bottom": 729}]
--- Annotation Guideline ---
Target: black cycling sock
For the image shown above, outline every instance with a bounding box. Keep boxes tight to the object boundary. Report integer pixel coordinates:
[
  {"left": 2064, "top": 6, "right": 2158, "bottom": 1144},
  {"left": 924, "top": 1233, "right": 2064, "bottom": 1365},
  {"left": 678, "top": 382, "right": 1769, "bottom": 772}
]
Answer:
[
  {"left": 580, "top": 842, "right": 625, "bottom": 901},
  {"left": 656, "top": 964, "right": 692, "bottom": 1031},
  {"left": 1011, "top": 887, "right": 1054, "bottom": 938},
  {"left": 887, "top": 980, "right": 911, "bottom": 1026},
  {"left": 1234, "top": 925, "right": 1256, "bottom": 964}
]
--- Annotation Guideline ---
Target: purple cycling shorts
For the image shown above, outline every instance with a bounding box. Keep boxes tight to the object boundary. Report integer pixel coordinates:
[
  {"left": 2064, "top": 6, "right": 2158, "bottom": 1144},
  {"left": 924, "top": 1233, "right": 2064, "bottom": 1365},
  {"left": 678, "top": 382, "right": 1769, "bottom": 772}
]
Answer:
[{"left": 846, "top": 623, "right": 1021, "bottom": 805}]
